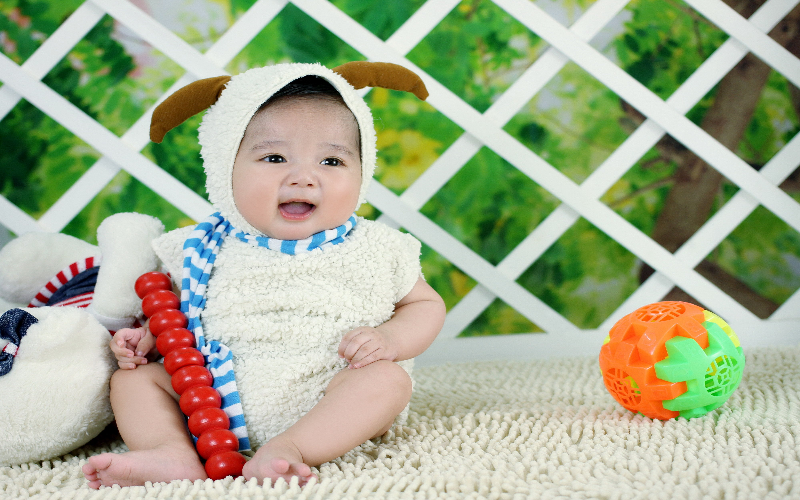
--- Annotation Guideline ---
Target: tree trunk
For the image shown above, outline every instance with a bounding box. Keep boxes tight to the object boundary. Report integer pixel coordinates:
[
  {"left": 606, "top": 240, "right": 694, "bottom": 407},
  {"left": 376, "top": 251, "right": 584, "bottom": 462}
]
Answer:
[{"left": 640, "top": 2, "right": 800, "bottom": 317}]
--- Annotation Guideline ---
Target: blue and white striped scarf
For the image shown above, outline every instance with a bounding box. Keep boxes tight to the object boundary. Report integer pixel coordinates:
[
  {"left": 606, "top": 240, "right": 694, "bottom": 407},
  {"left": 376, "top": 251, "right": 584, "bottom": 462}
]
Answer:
[{"left": 182, "top": 212, "right": 357, "bottom": 451}]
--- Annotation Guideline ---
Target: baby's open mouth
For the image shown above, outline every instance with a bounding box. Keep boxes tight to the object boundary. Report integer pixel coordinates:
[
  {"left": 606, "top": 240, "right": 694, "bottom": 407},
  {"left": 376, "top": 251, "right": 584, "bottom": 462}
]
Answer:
[{"left": 279, "top": 201, "right": 315, "bottom": 220}]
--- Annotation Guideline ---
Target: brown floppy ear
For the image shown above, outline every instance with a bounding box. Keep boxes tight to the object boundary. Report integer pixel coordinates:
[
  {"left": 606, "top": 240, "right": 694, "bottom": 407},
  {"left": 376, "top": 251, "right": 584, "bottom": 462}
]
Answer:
[
  {"left": 150, "top": 75, "right": 231, "bottom": 143},
  {"left": 333, "top": 62, "right": 428, "bottom": 101}
]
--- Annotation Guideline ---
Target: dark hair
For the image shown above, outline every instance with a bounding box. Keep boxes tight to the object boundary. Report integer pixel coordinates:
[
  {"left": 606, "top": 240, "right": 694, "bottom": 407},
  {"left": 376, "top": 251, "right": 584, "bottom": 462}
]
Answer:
[
  {"left": 259, "top": 75, "right": 346, "bottom": 110},
  {"left": 256, "top": 75, "right": 361, "bottom": 156}
]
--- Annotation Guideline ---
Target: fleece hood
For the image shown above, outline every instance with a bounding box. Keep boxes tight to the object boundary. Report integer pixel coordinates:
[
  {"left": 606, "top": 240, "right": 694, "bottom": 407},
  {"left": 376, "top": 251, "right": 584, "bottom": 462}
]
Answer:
[{"left": 149, "top": 61, "right": 428, "bottom": 236}]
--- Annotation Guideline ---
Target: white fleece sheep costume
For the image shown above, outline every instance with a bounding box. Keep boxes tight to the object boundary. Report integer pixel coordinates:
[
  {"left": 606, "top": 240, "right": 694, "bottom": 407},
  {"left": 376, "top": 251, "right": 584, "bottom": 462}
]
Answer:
[{"left": 150, "top": 62, "right": 427, "bottom": 451}]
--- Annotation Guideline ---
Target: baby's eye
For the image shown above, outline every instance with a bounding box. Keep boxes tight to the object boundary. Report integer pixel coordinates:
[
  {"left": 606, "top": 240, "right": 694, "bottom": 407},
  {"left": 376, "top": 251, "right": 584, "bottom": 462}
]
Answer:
[
  {"left": 321, "top": 157, "right": 343, "bottom": 166},
  {"left": 262, "top": 154, "right": 286, "bottom": 163}
]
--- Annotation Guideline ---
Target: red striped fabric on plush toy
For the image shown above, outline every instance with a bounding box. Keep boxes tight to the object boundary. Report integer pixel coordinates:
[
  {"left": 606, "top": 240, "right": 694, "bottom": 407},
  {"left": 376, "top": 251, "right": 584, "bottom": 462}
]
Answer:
[{"left": 28, "top": 256, "right": 101, "bottom": 308}]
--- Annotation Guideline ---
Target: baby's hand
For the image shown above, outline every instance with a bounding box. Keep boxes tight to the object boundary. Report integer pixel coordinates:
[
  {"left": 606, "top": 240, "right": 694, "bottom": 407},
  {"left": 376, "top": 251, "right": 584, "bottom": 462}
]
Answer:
[
  {"left": 110, "top": 326, "right": 155, "bottom": 369},
  {"left": 338, "top": 326, "right": 398, "bottom": 369}
]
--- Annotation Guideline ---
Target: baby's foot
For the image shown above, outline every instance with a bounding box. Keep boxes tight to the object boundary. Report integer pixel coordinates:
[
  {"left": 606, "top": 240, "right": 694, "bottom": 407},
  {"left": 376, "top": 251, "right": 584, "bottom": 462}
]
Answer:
[
  {"left": 81, "top": 446, "right": 206, "bottom": 489},
  {"left": 242, "top": 439, "right": 316, "bottom": 486}
]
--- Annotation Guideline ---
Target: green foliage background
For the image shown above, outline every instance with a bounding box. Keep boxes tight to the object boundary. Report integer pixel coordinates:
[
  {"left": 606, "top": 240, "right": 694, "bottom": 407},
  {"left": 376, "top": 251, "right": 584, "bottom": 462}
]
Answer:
[{"left": 1, "top": 0, "right": 798, "bottom": 335}]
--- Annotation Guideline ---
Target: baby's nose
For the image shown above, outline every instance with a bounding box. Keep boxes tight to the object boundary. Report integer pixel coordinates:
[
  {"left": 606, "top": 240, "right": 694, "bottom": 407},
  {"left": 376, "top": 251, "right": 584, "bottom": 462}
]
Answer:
[{"left": 287, "top": 165, "right": 316, "bottom": 186}]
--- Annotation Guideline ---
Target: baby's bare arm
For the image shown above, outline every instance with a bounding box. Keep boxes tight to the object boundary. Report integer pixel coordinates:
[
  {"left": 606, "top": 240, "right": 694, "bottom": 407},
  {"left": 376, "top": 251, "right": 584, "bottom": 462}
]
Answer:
[{"left": 338, "top": 277, "right": 445, "bottom": 368}]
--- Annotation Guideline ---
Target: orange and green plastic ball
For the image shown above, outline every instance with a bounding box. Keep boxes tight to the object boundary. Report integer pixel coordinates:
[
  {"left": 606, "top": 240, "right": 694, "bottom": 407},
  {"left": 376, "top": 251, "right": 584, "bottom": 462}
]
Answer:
[{"left": 599, "top": 301, "right": 744, "bottom": 420}]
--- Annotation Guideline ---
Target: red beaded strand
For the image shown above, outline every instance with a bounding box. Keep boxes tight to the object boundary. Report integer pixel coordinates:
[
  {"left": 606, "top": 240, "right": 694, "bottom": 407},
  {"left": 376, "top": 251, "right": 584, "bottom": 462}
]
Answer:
[{"left": 134, "top": 272, "right": 248, "bottom": 480}]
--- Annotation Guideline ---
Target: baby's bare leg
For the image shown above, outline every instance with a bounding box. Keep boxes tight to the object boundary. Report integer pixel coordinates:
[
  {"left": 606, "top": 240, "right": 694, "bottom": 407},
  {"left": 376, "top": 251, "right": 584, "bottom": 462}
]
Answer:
[
  {"left": 81, "top": 363, "right": 206, "bottom": 489},
  {"left": 243, "top": 360, "right": 412, "bottom": 485}
]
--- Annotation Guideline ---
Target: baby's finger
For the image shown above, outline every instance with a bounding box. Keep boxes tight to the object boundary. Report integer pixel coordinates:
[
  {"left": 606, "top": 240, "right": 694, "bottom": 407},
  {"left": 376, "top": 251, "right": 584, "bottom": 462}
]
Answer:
[
  {"left": 338, "top": 329, "right": 363, "bottom": 358},
  {"left": 347, "top": 338, "right": 377, "bottom": 364},
  {"left": 350, "top": 346, "right": 381, "bottom": 369},
  {"left": 342, "top": 336, "right": 368, "bottom": 361},
  {"left": 134, "top": 331, "right": 156, "bottom": 357},
  {"left": 116, "top": 353, "right": 148, "bottom": 367},
  {"left": 110, "top": 341, "right": 134, "bottom": 359},
  {"left": 117, "top": 359, "right": 138, "bottom": 370}
]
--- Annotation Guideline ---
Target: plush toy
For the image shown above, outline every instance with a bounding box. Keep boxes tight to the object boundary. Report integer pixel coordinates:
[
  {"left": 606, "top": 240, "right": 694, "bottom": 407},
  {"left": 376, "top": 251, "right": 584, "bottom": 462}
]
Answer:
[{"left": 0, "top": 213, "right": 164, "bottom": 466}]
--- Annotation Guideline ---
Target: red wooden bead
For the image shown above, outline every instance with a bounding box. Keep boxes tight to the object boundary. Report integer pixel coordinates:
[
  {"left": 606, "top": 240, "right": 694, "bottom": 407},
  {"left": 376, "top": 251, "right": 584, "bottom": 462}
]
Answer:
[
  {"left": 196, "top": 429, "right": 239, "bottom": 460},
  {"left": 188, "top": 407, "right": 230, "bottom": 437},
  {"left": 156, "top": 327, "right": 195, "bottom": 356},
  {"left": 142, "top": 289, "right": 180, "bottom": 318},
  {"left": 135, "top": 272, "right": 172, "bottom": 299},
  {"left": 171, "top": 365, "right": 213, "bottom": 395},
  {"left": 179, "top": 385, "right": 221, "bottom": 415},
  {"left": 164, "top": 347, "right": 204, "bottom": 375},
  {"left": 149, "top": 308, "right": 187, "bottom": 336},
  {"left": 204, "top": 451, "right": 247, "bottom": 480}
]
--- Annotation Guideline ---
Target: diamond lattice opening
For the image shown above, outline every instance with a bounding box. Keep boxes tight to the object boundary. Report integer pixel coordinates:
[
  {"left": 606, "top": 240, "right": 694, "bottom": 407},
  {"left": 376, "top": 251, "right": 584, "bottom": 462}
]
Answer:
[
  {"left": 736, "top": 71, "right": 800, "bottom": 168},
  {"left": 41, "top": 14, "right": 185, "bottom": 136},
  {"left": 133, "top": 0, "right": 235, "bottom": 52},
  {"left": 516, "top": 217, "right": 639, "bottom": 329},
  {"left": 702, "top": 205, "right": 800, "bottom": 319},
  {"left": 504, "top": 61, "right": 632, "bottom": 184},
  {"left": 420, "top": 147, "right": 560, "bottom": 267},
  {"left": 0, "top": 0, "right": 85, "bottom": 65},
  {"left": 0, "top": 98, "right": 98, "bottom": 221},
  {"left": 329, "top": 0, "right": 427, "bottom": 41},
  {"left": 601, "top": 143, "right": 678, "bottom": 235},
  {"left": 610, "top": 0, "right": 728, "bottom": 101},
  {"left": 141, "top": 113, "right": 205, "bottom": 200},
  {"left": 367, "top": 88, "right": 463, "bottom": 196},
  {"left": 418, "top": 242, "right": 477, "bottom": 314},
  {"left": 225, "top": 3, "right": 362, "bottom": 74},
  {"left": 406, "top": 0, "right": 546, "bottom": 113},
  {"left": 62, "top": 169, "right": 191, "bottom": 244}
]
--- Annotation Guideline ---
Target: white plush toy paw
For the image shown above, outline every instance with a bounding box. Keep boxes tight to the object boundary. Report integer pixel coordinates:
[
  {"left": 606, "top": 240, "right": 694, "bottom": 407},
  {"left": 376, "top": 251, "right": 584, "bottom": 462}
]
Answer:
[
  {"left": 0, "top": 212, "right": 164, "bottom": 466},
  {"left": 0, "top": 307, "right": 114, "bottom": 466}
]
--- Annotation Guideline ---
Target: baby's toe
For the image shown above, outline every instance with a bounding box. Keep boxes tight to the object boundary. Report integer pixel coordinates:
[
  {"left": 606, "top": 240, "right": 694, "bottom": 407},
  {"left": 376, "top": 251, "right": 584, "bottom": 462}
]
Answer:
[
  {"left": 269, "top": 458, "right": 290, "bottom": 475},
  {"left": 294, "top": 463, "right": 311, "bottom": 477},
  {"left": 87, "top": 454, "right": 114, "bottom": 472}
]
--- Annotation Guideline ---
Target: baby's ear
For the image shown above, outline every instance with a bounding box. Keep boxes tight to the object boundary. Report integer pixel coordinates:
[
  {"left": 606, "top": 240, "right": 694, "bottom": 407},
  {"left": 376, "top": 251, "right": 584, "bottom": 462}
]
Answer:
[
  {"left": 150, "top": 75, "right": 231, "bottom": 143},
  {"left": 333, "top": 62, "right": 428, "bottom": 101}
]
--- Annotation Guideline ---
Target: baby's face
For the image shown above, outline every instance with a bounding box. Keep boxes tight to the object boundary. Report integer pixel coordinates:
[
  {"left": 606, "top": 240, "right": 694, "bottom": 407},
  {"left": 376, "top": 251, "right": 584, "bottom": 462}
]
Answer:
[{"left": 232, "top": 97, "right": 362, "bottom": 240}]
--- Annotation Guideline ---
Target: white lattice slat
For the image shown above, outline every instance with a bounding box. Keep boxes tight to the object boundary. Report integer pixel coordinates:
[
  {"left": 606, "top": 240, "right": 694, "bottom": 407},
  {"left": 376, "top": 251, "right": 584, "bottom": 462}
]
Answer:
[
  {"left": 0, "top": 196, "right": 41, "bottom": 235},
  {"left": 774, "top": 289, "right": 800, "bottom": 320},
  {"left": 386, "top": 0, "right": 460, "bottom": 54}
]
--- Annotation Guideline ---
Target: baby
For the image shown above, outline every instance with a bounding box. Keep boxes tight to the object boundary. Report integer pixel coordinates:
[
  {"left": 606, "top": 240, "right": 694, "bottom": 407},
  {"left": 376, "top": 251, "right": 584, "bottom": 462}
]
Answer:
[{"left": 82, "top": 62, "right": 445, "bottom": 488}]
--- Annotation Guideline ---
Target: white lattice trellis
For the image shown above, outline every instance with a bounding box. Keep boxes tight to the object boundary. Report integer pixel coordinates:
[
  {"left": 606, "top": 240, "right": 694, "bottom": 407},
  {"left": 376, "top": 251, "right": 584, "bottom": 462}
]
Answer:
[{"left": 1, "top": 0, "right": 799, "bottom": 365}]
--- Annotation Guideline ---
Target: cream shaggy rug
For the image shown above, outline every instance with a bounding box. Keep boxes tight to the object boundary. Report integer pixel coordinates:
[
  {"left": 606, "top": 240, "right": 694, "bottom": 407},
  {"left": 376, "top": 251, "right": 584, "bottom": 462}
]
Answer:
[{"left": 2, "top": 347, "right": 798, "bottom": 499}]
